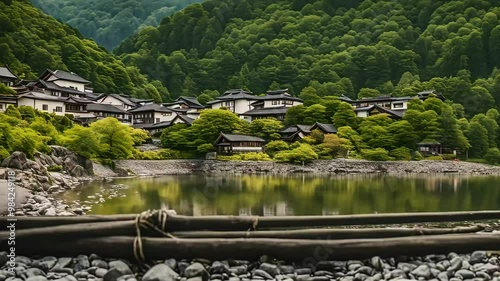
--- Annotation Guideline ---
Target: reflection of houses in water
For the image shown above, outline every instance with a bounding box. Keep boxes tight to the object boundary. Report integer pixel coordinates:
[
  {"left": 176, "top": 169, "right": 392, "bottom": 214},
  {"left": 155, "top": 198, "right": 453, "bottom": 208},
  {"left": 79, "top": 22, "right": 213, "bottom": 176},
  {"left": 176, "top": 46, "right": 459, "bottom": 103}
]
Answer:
[
  {"left": 322, "top": 209, "right": 339, "bottom": 215},
  {"left": 263, "top": 202, "right": 294, "bottom": 216}
]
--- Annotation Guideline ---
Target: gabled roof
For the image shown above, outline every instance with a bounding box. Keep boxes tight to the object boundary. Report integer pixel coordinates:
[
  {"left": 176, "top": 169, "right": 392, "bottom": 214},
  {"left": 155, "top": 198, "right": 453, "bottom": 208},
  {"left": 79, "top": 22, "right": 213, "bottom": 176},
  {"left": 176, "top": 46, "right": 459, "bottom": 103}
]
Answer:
[
  {"left": 64, "top": 97, "right": 95, "bottom": 104},
  {"left": 311, "top": 123, "right": 337, "bottom": 134},
  {"left": 339, "top": 95, "right": 353, "bottom": 102},
  {"left": 215, "top": 133, "right": 265, "bottom": 144},
  {"left": 280, "top": 124, "right": 312, "bottom": 134},
  {"left": 0, "top": 66, "right": 18, "bottom": 80},
  {"left": 40, "top": 69, "right": 90, "bottom": 84},
  {"left": 176, "top": 114, "right": 195, "bottom": 125},
  {"left": 267, "top": 89, "right": 289, "bottom": 95},
  {"left": 128, "top": 103, "right": 174, "bottom": 113},
  {"left": 145, "top": 121, "right": 173, "bottom": 130},
  {"left": 100, "top": 94, "right": 137, "bottom": 107},
  {"left": 241, "top": 106, "right": 290, "bottom": 116},
  {"left": 18, "top": 91, "right": 66, "bottom": 102},
  {"left": 354, "top": 104, "right": 403, "bottom": 119},
  {"left": 207, "top": 89, "right": 259, "bottom": 104},
  {"left": 351, "top": 96, "right": 412, "bottom": 104},
  {"left": 36, "top": 80, "right": 86, "bottom": 95},
  {"left": 129, "top": 97, "right": 154, "bottom": 104},
  {"left": 163, "top": 96, "right": 205, "bottom": 109},
  {"left": 87, "top": 103, "right": 129, "bottom": 114},
  {"left": 258, "top": 94, "right": 303, "bottom": 102},
  {"left": 417, "top": 90, "right": 446, "bottom": 101}
]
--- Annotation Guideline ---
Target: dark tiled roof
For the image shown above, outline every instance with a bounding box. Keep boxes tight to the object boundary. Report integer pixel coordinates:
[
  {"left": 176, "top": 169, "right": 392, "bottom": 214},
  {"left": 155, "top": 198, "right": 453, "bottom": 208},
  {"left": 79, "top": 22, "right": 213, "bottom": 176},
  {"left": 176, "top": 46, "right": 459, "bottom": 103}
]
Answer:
[
  {"left": 339, "top": 95, "right": 353, "bottom": 102},
  {"left": 176, "top": 115, "right": 195, "bottom": 125},
  {"left": 354, "top": 105, "right": 403, "bottom": 118},
  {"left": 145, "top": 121, "right": 173, "bottom": 129},
  {"left": 241, "top": 106, "right": 290, "bottom": 116},
  {"left": 163, "top": 96, "right": 205, "bottom": 109},
  {"left": 223, "top": 89, "right": 253, "bottom": 95},
  {"left": 128, "top": 103, "right": 174, "bottom": 113},
  {"left": 280, "top": 124, "right": 312, "bottom": 134},
  {"left": 312, "top": 123, "right": 337, "bottom": 134},
  {"left": 0, "top": 95, "right": 17, "bottom": 103},
  {"left": 103, "top": 94, "right": 137, "bottom": 107},
  {"left": 207, "top": 89, "right": 259, "bottom": 104},
  {"left": 129, "top": 97, "right": 154, "bottom": 103},
  {"left": 37, "top": 80, "right": 86, "bottom": 95},
  {"left": 87, "top": 103, "right": 129, "bottom": 114},
  {"left": 43, "top": 69, "right": 90, "bottom": 84},
  {"left": 0, "top": 66, "right": 18, "bottom": 79},
  {"left": 216, "top": 133, "right": 265, "bottom": 143},
  {"left": 65, "top": 97, "right": 95, "bottom": 104},
  {"left": 266, "top": 89, "right": 289, "bottom": 95},
  {"left": 351, "top": 96, "right": 412, "bottom": 103},
  {"left": 18, "top": 91, "right": 66, "bottom": 102}
]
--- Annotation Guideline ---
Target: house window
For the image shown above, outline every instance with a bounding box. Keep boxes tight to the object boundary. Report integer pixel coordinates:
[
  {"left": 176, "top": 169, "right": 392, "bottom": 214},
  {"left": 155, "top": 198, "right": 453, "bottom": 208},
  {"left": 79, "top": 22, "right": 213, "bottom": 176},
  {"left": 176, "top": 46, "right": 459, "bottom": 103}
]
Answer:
[
  {"left": 272, "top": 100, "right": 280, "bottom": 105},
  {"left": 0, "top": 104, "right": 3, "bottom": 110},
  {"left": 156, "top": 118, "right": 160, "bottom": 123},
  {"left": 224, "top": 101, "right": 233, "bottom": 107},
  {"left": 55, "top": 106, "right": 63, "bottom": 112},
  {"left": 282, "top": 100, "right": 293, "bottom": 105},
  {"left": 42, "top": 104, "right": 48, "bottom": 111},
  {"left": 393, "top": 103, "right": 404, "bottom": 109},
  {"left": 161, "top": 113, "right": 172, "bottom": 116},
  {"left": 420, "top": 147, "right": 430, "bottom": 152}
]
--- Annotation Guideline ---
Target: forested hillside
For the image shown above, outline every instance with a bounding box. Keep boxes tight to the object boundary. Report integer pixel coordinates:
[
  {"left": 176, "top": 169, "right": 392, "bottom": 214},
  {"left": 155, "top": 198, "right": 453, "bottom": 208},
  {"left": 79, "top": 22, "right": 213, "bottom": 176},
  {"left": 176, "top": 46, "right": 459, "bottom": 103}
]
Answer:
[
  {"left": 0, "top": 0, "right": 168, "bottom": 102},
  {"left": 31, "top": 0, "right": 203, "bottom": 50},
  {"left": 116, "top": 0, "right": 500, "bottom": 116}
]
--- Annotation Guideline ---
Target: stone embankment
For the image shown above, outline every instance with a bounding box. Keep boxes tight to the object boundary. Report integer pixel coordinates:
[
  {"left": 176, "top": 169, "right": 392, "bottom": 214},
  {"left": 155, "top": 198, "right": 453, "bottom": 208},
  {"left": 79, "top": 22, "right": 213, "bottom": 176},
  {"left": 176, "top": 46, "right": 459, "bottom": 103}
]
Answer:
[
  {"left": 0, "top": 251, "right": 498, "bottom": 281},
  {"left": 0, "top": 146, "right": 94, "bottom": 216},
  {"left": 114, "top": 159, "right": 500, "bottom": 177}
]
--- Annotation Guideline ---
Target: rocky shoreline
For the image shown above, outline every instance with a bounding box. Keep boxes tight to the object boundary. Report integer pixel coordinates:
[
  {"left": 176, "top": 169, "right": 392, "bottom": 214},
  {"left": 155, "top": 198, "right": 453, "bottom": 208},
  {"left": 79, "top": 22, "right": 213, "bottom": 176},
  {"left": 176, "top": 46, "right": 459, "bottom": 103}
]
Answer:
[
  {"left": 0, "top": 146, "right": 95, "bottom": 216},
  {"left": 0, "top": 251, "right": 499, "bottom": 281},
  {"left": 114, "top": 159, "right": 500, "bottom": 177}
]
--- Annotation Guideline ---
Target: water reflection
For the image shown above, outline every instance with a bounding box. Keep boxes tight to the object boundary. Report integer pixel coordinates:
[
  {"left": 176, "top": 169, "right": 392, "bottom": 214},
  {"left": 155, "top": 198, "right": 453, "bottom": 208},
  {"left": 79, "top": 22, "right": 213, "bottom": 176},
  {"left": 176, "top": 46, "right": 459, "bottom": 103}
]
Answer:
[{"left": 57, "top": 174, "right": 500, "bottom": 215}]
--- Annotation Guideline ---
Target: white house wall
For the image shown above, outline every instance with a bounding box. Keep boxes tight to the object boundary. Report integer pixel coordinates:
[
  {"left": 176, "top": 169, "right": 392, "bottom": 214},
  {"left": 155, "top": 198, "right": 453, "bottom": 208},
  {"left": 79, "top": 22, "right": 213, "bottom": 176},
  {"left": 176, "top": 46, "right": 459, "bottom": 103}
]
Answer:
[
  {"left": 154, "top": 112, "right": 176, "bottom": 123},
  {"left": 46, "top": 75, "right": 86, "bottom": 91},
  {"left": 18, "top": 98, "right": 66, "bottom": 116},
  {"left": 98, "top": 96, "right": 134, "bottom": 110},
  {"left": 356, "top": 111, "right": 369, "bottom": 118},
  {"left": 263, "top": 100, "right": 302, "bottom": 108}
]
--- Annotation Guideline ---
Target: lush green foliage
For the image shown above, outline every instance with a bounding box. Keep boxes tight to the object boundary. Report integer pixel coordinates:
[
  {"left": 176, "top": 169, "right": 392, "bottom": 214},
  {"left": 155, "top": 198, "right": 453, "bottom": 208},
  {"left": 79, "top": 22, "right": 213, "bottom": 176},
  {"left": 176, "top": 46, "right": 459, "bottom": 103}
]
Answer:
[
  {"left": 218, "top": 152, "right": 271, "bottom": 161},
  {"left": 0, "top": 0, "right": 167, "bottom": 102},
  {"left": 160, "top": 109, "right": 248, "bottom": 151},
  {"left": 31, "top": 0, "right": 203, "bottom": 50},
  {"left": 0, "top": 106, "right": 149, "bottom": 162},
  {"left": 114, "top": 0, "right": 500, "bottom": 111}
]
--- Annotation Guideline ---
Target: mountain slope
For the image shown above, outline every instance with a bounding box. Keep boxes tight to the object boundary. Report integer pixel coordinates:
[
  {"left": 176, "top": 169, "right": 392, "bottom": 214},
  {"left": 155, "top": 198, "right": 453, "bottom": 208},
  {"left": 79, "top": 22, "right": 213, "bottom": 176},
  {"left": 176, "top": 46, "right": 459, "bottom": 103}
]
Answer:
[
  {"left": 115, "top": 0, "right": 500, "bottom": 115},
  {"left": 0, "top": 0, "right": 167, "bottom": 101},
  {"left": 31, "top": 0, "right": 204, "bottom": 50}
]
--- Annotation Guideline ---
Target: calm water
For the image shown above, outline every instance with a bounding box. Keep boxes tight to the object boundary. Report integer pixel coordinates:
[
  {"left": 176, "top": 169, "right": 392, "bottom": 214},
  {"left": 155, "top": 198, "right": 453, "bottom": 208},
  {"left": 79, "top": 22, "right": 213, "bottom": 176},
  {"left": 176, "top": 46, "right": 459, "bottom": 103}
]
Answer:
[{"left": 57, "top": 174, "right": 500, "bottom": 215}]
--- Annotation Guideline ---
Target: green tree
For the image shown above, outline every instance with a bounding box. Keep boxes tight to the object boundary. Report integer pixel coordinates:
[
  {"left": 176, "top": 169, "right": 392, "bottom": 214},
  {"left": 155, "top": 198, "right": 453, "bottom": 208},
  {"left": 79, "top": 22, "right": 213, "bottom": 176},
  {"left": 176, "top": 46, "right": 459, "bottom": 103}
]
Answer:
[
  {"left": 89, "top": 117, "right": 135, "bottom": 159},
  {"left": 265, "top": 140, "right": 289, "bottom": 157},
  {"left": 274, "top": 143, "right": 318, "bottom": 164},
  {"left": 333, "top": 102, "right": 358, "bottom": 129},
  {"left": 466, "top": 121, "right": 489, "bottom": 158},
  {"left": 247, "top": 118, "right": 283, "bottom": 140},
  {"left": 57, "top": 125, "right": 102, "bottom": 159}
]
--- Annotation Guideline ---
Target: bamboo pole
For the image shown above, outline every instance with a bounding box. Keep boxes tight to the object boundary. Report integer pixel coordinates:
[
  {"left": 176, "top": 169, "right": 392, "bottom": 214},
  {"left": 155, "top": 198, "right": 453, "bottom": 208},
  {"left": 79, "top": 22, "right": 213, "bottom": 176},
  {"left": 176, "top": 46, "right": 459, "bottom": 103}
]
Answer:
[
  {"left": 0, "top": 223, "right": 483, "bottom": 241},
  {"left": 2, "top": 211, "right": 499, "bottom": 231},
  {"left": 8, "top": 234, "right": 500, "bottom": 261}
]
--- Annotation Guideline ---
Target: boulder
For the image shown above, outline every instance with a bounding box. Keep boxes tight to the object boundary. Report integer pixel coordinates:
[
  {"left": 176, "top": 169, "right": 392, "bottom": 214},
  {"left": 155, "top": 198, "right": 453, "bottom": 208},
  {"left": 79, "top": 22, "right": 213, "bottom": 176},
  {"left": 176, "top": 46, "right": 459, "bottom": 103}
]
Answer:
[
  {"left": 143, "top": 264, "right": 179, "bottom": 281},
  {"left": 1, "top": 151, "right": 28, "bottom": 169}
]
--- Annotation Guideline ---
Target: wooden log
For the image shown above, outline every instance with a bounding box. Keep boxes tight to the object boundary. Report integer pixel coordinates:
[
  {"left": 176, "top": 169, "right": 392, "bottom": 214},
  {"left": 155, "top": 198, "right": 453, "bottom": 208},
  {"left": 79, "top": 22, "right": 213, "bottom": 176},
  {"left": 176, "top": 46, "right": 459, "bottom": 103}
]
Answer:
[
  {"left": 170, "top": 225, "right": 485, "bottom": 239},
  {"left": 2, "top": 211, "right": 500, "bottom": 231},
  {"left": 0, "top": 223, "right": 483, "bottom": 241},
  {"left": 8, "top": 234, "right": 500, "bottom": 262}
]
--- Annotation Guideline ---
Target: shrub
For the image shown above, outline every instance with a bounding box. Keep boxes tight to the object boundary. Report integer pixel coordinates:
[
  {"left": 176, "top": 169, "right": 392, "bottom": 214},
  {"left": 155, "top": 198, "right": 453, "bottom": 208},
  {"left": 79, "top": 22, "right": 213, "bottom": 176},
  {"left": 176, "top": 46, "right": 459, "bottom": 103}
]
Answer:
[
  {"left": 361, "top": 148, "right": 393, "bottom": 161},
  {"left": 265, "top": 140, "right": 289, "bottom": 157},
  {"left": 240, "top": 152, "right": 271, "bottom": 161},
  {"left": 197, "top": 143, "right": 214, "bottom": 153},
  {"left": 413, "top": 151, "right": 424, "bottom": 161},
  {"left": 389, "top": 147, "right": 411, "bottom": 161},
  {"left": 0, "top": 147, "right": 10, "bottom": 162},
  {"left": 484, "top": 148, "right": 500, "bottom": 164},
  {"left": 274, "top": 143, "right": 318, "bottom": 164},
  {"left": 217, "top": 155, "right": 242, "bottom": 161},
  {"left": 133, "top": 149, "right": 182, "bottom": 160},
  {"left": 47, "top": 165, "right": 63, "bottom": 172},
  {"left": 442, "top": 154, "right": 458, "bottom": 160},
  {"left": 425, "top": 155, "right": 444, "bottom": 161}
]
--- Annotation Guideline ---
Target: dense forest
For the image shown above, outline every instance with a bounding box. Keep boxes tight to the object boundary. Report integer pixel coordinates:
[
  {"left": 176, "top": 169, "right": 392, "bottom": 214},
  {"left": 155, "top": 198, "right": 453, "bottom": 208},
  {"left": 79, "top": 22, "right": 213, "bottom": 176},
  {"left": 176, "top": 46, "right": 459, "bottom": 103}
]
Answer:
[
  {"left": 30, "top": 0, "right": 204, "bottom": 50},
  {"left": 0, "top": 0, "right": 168, "bottom": 102},
  {"left": 115, "top": 0, "right": 500, "bottom": 116}
]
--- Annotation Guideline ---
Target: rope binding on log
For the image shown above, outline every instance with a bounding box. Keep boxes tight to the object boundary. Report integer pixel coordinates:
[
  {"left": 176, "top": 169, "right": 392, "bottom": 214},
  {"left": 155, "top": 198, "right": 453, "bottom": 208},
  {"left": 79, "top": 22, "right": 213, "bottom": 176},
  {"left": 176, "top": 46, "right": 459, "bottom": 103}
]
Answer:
[{"left": 133, "top": 210, "right": 177, "bottom": 269}]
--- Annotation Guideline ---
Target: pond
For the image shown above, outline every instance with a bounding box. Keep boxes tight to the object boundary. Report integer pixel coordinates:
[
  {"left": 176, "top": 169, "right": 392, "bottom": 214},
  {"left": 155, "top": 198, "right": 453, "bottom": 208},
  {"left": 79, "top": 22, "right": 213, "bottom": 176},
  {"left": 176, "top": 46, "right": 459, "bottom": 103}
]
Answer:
[{"left": 57, "top": 174, "right": 500, "bottom": 216}]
